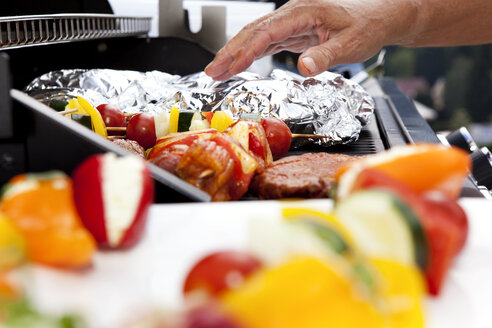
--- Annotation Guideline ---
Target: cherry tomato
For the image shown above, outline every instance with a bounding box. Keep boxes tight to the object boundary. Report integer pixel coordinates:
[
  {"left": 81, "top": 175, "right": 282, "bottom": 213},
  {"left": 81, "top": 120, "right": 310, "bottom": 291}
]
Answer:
[
  {"left": 261, "top": 117, "right": 292, "bottom": 159},
  {"left": 184, "top": 304, "right": 242, "bottom": 328},
  {"left": 96, "top": 104, "right": 126, "bottom": 136},
  {"left": 183, "top": 250, "right": 262, "bottom": 297},
  {"left": 126, "top": 113, "right": 156, "bottom": 149}
]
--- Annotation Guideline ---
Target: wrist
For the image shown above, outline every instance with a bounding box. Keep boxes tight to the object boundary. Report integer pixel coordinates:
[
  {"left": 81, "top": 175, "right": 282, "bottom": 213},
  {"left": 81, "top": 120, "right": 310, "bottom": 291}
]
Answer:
[{"left": 386, "top": 0, "right": 424, "bottom": 47}]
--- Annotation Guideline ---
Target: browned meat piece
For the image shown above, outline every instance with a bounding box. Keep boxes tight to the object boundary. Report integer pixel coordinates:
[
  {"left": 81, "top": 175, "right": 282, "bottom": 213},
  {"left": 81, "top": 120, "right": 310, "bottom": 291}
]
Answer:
[
  {"left": 176, "top": 139, "right": 235, "bottom": 201},
  {"left": 111, "top": 139, "right": 145, "bottom": 158},
  {"left": 149, "top": 144, "right": 189, "bottom": 174},
  {"left": 251, "top": 152, "right": 360, "bottom": 199}
]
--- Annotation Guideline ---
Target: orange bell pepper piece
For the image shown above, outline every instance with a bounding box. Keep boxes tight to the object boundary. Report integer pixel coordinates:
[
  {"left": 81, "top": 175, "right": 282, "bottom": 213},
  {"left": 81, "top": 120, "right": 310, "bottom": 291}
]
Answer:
[
  {"left": 337, "top": 143, "right": 471, "bottom": 199},
  {"left": 0, "top": 172, "right": 96, "bottom": 268}
]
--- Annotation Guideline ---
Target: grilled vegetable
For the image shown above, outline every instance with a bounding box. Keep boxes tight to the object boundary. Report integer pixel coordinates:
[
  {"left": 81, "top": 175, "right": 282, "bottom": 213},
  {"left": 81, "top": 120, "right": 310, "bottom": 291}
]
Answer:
[
  {"left": 0, "top": 214, "right": 26, "bottom": 271},
  {"left": 48, "top": 99, "right": 68, "bottom": 112},
  {"left": 183, "top": 251, "right": 263, "bottom": 297},
  {"left": 336, "top": 143, "right": 471, "bottom": 199},
  {"left": 127, "top": 113, "right": 157, "bottom": 149},
  {"left": 154, "top": 110, "right": 171, "bottom": 139},
  {"left": 335, "top": 189, "right": 428, "bottom": 269},
  {"left": 75, "top": 97, "right": 108, "bottom": 138},
  {"left": 178, "top": 111, "right": 196, "bottom": 132},
  {"left": 220, "top": 256, "right": 424, "bottom": 328},
  {"left": 169, "top": 106, "right": 180, "bottom": 134},
  {"left": 71, "top": 113, "right": 92, "bottom": 130},
  {"left": 338, "top": 167, "right": 468, "bottom": 295},
  {"left": 0, "top": 172, "right": 96, "bottom": 268},
  {"left": 96, "top": 104, "right": 126, "bottom": 136},
  {"left": 211, "top": 111, "right": 234, "bottom": 132},
  {"left": 190, "top": 111, "right": 211, "bottom": 131},
  {"left": 260, "top": 117, "right": 292, "bottom": 159}
]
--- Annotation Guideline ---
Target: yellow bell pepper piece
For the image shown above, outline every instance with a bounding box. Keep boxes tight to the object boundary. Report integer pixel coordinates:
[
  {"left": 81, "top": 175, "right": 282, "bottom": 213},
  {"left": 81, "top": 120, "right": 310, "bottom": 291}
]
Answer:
[
  {"left": 211, "top": 111, "right": 233, "bottom": 132},
  {"left": 371, "top": 258, "right": 425, "bottom": 328},
  {"left": 0, "top": 213, "right": 26, "bottom": 271},
  {"left": 76, "top": 96, "right": 108, "bottom": 138},
  {"left": 221, "top": 256, "right": 386, "bottom": 328},
  {"left": 65, "top": 98, "right": 88, "bottom": 119},
  {"left": 169, "top": 106, "right": 180, "bottom": 134},
  {"left": 221, "top": 255, "right": 425, "bottom": 328}
]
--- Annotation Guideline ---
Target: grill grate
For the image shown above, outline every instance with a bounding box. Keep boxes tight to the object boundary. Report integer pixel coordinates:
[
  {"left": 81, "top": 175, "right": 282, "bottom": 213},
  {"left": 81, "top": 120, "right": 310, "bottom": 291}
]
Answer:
[
  {"left": 0, "top": 14, "right": 151, "bottom": 50},
  {"left": 289, "top": 117, "right": 386, "bottom": 157}
]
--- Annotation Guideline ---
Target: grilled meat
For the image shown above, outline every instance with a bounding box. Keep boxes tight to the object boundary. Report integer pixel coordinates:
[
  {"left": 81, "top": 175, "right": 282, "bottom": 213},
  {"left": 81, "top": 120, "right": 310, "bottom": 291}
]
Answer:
[
  {"left": 251, "top": 152, "right": 360, "bottom": 199},
  {"left": 111, "top": 139, "right": 145, "bottom": 158},
  {"left": 176, "top": 139, "right": 236, "bottom": 201},
  {"left": 149, "top": 144, "right": 189, "bottom": 174}
]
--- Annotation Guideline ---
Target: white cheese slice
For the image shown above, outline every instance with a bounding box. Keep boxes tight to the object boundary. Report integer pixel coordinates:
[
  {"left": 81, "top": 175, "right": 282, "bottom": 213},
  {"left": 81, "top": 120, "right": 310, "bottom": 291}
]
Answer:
[{"left": 102, "top": 153, "right": 144, "bottom": 247}]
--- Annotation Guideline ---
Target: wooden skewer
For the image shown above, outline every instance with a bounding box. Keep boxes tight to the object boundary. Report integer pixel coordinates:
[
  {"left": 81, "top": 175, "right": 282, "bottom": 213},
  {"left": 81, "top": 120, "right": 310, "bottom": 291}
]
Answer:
[
  {"left": 107, "top": 135, "right": 126, "bottom": 139},
  {"left": 124, "top": 112, "right": 136, "bottom": 117},
  {"left": 104, "top": 127, "right": 329, "bottom": 139},
  {"left": 57, "top": 108, "right": 78, "bottom": 115},
  {"left": 106, "top": 127, "right": 127, "bottom": 132},
  {"left": 292, "top": 133, "right": 330, "bottom": 139}
]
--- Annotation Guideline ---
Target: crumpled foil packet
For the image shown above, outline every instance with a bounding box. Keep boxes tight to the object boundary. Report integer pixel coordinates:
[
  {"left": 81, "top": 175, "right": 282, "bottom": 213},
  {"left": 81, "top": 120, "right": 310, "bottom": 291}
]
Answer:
[{"left": 24, "top": 68, "right": 375, "bottom": 147}]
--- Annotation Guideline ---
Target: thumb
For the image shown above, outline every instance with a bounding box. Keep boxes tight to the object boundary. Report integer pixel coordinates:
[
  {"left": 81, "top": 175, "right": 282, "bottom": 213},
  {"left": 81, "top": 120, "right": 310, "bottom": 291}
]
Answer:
[{"left": 297, "top": 41, "right": 342, "bottom": 76}]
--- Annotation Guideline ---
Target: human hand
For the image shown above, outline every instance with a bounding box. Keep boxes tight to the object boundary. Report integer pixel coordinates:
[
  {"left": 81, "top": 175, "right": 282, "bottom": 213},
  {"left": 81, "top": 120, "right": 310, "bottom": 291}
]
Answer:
[{"left": 205, "top": 0, "right": 419, "bottom": 80}]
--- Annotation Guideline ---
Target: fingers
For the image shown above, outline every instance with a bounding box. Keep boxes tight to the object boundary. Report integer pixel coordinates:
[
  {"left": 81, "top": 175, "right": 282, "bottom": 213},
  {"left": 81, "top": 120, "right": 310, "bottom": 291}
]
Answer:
[
  {"left": 204, "top": 47, "right": 235, "bottom": 80},
  {"left": 205, "top": 6, "right": 310, "bottom": 80},
  {"left": 297, "top": 33, "right": 354, "bottom": 76},
  {"left": 205, "top": 14, "right": 275, "bottom": 80}
]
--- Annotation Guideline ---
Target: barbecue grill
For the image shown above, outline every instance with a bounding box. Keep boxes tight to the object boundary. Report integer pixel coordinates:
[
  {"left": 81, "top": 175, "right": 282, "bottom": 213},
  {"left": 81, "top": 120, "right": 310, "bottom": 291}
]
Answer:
[{"left": 0, "top": 5, "right": 485, "bottom": 202}]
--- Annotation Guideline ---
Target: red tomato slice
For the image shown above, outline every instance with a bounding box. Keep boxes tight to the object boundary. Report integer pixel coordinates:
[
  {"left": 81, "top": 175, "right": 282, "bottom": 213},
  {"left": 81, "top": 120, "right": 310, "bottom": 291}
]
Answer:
[
  {"left": 183, "top": 250, "right": 262, "bottom": 297},
  {"left": 248, "top": 132, "right": 265, "bottom": 161}
]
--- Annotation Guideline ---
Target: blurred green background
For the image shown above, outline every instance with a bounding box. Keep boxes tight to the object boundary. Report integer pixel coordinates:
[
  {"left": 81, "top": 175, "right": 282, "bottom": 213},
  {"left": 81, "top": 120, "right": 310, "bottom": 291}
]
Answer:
[{"left": 382, "top": 45, "right": 492, "bottom": 147}]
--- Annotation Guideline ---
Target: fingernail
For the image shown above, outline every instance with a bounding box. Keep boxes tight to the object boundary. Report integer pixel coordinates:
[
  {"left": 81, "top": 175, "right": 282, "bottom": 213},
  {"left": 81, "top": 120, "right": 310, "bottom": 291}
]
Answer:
[{"left": 301, "top": 56, "right": 316, "bottom": 75}]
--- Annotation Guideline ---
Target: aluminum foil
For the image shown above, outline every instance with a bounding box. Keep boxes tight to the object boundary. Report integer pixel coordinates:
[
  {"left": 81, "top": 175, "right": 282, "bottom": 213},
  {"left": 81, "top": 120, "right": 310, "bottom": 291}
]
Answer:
[{"left": 25, "top": 68, "right": 375, "bottom": 147}]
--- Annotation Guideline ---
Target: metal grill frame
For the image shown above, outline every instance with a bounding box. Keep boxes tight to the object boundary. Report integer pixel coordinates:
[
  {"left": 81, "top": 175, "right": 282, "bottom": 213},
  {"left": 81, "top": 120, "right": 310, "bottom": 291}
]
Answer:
[{"left": 0, "top": 14, "right": 151, "bottom": 50}]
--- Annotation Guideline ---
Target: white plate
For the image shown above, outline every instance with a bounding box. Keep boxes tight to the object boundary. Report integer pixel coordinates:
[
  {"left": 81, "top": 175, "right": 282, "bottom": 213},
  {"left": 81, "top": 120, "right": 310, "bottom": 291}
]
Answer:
[{"left": 20, "top": 198, "right": 492, "bottom": 328}]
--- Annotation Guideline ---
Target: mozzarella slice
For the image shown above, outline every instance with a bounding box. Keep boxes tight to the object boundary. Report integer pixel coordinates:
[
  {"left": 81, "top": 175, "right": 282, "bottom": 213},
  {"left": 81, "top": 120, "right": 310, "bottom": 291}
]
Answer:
[{"left": 102, "top": 154, "right": 144, "bottom": 247}]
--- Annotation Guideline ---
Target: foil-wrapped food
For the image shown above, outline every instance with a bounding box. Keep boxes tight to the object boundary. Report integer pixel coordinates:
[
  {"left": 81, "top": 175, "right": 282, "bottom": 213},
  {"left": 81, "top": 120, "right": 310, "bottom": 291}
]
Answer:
[{"left": 25, "top": 68, "right": 374, "bottom": 147}]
